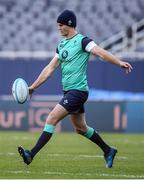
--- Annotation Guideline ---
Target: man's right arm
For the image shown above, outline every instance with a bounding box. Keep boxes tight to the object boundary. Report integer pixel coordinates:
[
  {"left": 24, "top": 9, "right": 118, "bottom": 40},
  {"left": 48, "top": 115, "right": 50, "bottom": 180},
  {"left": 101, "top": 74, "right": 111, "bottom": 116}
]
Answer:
[{"left": 29, "top": 55, "right": 60, "bottom": 95}]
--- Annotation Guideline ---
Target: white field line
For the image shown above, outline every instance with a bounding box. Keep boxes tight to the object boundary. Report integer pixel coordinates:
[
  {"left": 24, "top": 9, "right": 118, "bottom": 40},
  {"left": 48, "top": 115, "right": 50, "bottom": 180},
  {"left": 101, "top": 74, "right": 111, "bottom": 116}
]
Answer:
[
  {"left": 1, "top": 136, "right": 144, "bottom": 145},
  {"left": 2, "top": 170, "right": 144, "bottom": 179},
  {"left": 0, "top": 152, "right": 15, "bottom": 155},
  {"left": 109, "top": 139, "right": 144, "bottom": 144},
  {"left": 78, "top": 154, "right": 128, "bottom": 159},
  {"left": 0, "top": 134, "right": 144, "bottom": 144},
  {"left": 0, "top": 136, "right": 34, "bottom": 140},
  {"left": 47, "top": 154, "right": 128, "bottom": 160},
  {"left": 44, "top": 153, "right": 128, "bottom": 160},
  {"left": 0, "top": 152, "right": 127, "bottom": 160}
]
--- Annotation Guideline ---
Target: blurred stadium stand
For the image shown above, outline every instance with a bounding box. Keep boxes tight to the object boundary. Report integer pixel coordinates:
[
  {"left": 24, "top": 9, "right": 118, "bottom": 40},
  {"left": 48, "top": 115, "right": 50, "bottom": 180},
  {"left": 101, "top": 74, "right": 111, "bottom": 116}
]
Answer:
[
  {"left": 0, "top": 0, "right": 144, "bottom": 94},
  {"left": 0, "top": 0, "right": 144, "bottom": 133},
  {"left": 0, "top": 0, "right": 143, "bottom": 54}
]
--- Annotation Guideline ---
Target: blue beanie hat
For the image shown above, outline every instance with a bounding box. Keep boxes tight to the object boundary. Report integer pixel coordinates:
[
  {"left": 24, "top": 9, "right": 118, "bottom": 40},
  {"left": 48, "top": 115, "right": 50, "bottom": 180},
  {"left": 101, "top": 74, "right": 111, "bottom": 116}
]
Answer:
[{"left": 57, "top": 10, "right": 76, "bottom": 28}]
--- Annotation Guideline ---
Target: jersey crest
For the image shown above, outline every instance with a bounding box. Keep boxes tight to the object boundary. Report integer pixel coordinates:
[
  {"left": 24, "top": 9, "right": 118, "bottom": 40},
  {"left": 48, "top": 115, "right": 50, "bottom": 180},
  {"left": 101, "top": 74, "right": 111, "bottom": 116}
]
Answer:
[{"left": 62, "top": 50, "right": 68, "bottom": 59}]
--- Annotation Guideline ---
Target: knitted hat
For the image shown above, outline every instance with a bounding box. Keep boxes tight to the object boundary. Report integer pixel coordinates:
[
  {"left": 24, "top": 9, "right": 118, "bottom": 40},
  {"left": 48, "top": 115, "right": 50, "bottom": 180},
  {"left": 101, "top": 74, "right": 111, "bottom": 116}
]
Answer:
[{"left": 57, "top": 10, "right": 77, "bottom": 27}]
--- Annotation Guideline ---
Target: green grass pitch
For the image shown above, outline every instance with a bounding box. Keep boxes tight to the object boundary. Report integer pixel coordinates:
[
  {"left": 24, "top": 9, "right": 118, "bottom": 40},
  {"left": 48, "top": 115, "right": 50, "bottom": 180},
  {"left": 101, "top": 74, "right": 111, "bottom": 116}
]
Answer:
[{"left": 0, "top": 132, "right": 144, "bottom": 179}]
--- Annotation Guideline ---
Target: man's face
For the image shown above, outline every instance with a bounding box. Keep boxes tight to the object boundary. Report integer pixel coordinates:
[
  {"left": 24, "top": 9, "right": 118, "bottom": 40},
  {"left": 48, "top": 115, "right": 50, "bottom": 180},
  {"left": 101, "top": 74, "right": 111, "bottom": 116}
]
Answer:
[{"left": 57, "top": 23, "right": 70, "bottom": 36}]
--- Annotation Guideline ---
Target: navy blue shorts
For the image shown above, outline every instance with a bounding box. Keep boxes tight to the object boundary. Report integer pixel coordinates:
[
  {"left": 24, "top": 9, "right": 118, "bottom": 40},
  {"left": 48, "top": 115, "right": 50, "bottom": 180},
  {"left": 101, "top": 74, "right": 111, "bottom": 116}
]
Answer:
[{"left": 59, "top": 90, "right": 88, "bottom": 114}]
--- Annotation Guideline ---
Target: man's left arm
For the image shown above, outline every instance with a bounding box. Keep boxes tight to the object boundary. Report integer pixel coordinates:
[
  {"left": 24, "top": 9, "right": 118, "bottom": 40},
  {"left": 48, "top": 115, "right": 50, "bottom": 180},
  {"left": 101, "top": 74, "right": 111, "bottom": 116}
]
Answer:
[{"left": 90, "top": 46, "right": 133, "bottom": 73}]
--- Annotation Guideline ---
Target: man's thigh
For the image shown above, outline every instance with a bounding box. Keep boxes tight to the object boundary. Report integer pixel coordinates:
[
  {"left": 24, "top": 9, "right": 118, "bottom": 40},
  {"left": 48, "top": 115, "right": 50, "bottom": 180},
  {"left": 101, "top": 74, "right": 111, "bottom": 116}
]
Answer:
[{"left": 46, "top": 104, "right": 69, "bottom": 125}]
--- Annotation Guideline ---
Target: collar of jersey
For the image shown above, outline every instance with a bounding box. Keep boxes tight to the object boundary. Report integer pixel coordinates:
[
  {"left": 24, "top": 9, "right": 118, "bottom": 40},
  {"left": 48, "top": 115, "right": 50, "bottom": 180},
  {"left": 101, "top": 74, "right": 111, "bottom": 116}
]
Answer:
[{"left": 66, "top": 33, "right": 79, "bottom": 40}]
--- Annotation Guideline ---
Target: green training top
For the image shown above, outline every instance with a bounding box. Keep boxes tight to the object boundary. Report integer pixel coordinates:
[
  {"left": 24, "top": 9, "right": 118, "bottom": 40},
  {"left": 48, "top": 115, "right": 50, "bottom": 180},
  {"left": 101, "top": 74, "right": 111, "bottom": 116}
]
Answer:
[{"left": 57, "top": 33, "right": 91, "bottom": 91}]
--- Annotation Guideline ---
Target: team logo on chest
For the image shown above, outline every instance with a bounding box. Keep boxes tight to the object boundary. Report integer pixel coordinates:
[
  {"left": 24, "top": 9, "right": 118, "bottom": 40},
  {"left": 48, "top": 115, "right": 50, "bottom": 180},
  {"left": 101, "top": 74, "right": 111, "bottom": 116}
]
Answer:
[{"left": 62, "top": 50, "right": 68, "bottom": 59}]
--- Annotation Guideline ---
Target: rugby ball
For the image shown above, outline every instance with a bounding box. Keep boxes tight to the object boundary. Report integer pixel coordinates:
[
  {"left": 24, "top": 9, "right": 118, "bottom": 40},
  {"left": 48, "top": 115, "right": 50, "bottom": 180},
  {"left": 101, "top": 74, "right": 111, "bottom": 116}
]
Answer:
[{"left": 12, "top": 78, "right": 29, "bottom": 104}]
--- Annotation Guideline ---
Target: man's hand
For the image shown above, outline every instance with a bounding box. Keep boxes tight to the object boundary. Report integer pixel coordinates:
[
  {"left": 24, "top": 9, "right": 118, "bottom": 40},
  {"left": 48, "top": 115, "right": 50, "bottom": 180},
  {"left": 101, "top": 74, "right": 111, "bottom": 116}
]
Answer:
[
  {"left": 28, "top": 86, "right": 35, "bottom": 98},
  {"left": 119, "top": 61, "right": 133, "bottom": 74}
]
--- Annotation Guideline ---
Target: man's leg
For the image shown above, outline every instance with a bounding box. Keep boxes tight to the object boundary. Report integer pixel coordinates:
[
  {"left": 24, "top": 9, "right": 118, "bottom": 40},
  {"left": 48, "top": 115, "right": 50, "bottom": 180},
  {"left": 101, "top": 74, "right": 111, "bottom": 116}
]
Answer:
[
  {"left": 18, "top": 104, "right": 69, "bottom": 165},
  {"left": 70, "top": 113, "right": 117, "bottom": 168}
]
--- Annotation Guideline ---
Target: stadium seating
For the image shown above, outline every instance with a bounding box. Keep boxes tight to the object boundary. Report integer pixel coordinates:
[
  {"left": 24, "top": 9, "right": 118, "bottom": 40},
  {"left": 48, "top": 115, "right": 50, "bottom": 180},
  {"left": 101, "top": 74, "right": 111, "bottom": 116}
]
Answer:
[{"left": 0, "top": 0, "right": 143, "bottom": 51}]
